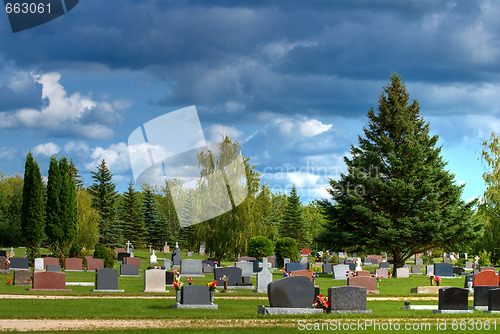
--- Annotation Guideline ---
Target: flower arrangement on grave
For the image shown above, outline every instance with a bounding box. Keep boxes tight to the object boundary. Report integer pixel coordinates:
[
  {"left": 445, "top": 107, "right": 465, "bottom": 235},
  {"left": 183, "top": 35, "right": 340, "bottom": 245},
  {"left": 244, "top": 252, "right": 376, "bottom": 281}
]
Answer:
[
  {"left": 280, "top": 269, "right": 289, "bottom": 277},
  {"left": 5, "top": 277, "right": 12, "bottom": 285},
  {"left": 207, "top": 280, "right": 218, "bottom": 291},
  {"left": 427, "top": 273, "right": 435, "bottom": 286},
  {"left": 374, "top": 274, "right": 383, "bottom": 289},
  {"left": 434, "top": 275, "right": 441, "bottom": 286},
  {"left": 345, "top": 271, "right": 355, "bottom": 278},
  {"left": 188, "top": 277, "right": 193, "bottom": 285},
  {"left": 312, "top": 272, "right": 317, "bottom": 284},
  {"left": 313, "top": 294, "right": 330, "bottom": 310},
  {"left": 172, "top": 276, "right": 183, "bottom": 291}
]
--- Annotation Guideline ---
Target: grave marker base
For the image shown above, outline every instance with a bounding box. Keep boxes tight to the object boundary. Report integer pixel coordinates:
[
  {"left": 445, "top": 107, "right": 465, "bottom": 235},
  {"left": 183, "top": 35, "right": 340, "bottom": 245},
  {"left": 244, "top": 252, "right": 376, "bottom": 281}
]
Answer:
[
  {"left": 179, "top": 274, "right": 205, "bottom": 277},
  {"left": 401, "top": 305, "right": 438, "bottom": 310},
  {"left": 28, "top": 289, "right": 72, "bottom": 291},
  {"left": 433, "top": 310, "right": 473, "bottom": 314},
  {"left": 171, "top": 303, "right": 218, "bottom": 309},
  {"left": 66, "top": 282, "right": 94, "bottom": 286},
  {"left": 92, "top": 289, "right": 125, "bottom": 292},
  {"left": 328, "top": 310, "right": 372, "bottom": 314},
  {"left": 411, "top": 286, "right": 452, "bottom": 294},
  {"left": 258, "top": 306, "right": 324, "bottom": 315}
]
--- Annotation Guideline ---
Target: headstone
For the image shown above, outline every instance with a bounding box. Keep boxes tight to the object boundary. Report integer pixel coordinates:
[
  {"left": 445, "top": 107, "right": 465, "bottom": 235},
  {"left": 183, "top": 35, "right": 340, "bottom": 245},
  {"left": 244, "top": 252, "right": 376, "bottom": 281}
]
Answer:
[
  {"left": 348, "top": 263, "right": 356, "bottom": 272},
  {"left": 403, "top": 264, "right": 411, "bottom": 269},
  {"left": 180, "top": 285, "right": 211, "bottom": 305},
  {"left": 202, "top": 260, "right": 215, "bottom": 274},
  {"left": 237, "top": 256, "right": 256, "bottom": 262},
  {"left": 236, "top": 261, "right": 254, "bottom": 277},
  {"left": 65, "top": 258, "right": 83, "bottom": 271},
  {"left": 144, "top": 269, "right": 166, "bottom": 292},
  {"left": 163, "top": 259, "right": 171, "bottom": 271},
  {"left": 370, "top": 258, "right": 379, "bottom": 266},
  {"left": 42, "top": 257, "right": 58, "bottom": 269},
  {"left": 464, "top": 275, "right": 474, "bottom": 289},
  {"left": 125, "top": 240, "right": 133, "bottom": 254},
  {"left": 396, "top": 268, "right": 410, "bottom": 278},
  {"left": 46, "top": 265, "right": 61, "bottom": 272},
  {"left": 465, "top": 261, "right": 473, "bottom": 270},
  {"left": 34, "top": 258, "right": 44, "bottom": 271},
  {"left": 250, "top": 260, "right": 260, "bottom": 273},
  {"left": 255, "top": 258, "right": 273, "bottom": 293},
  {"left": 0, "top": 256, "right": 9, "bottom": 273},
  {"left": 434, "top": 263, "right": 453, "bottom": 277},
  {"left": 120, "top": 264, "right": 140, "bottom": 276},
  {"left": 415, "top": 258, "right": 423, "bottom": 266},
  {"left": 346, "top": 257, "right": 354, "bottom": 263},
  {"left": 288, "top": 270, "right": 315, "bottom": 280},
  {"left": 443, "top": 258, "right": 450, "bottom": 264},
  {"left": 268, "top": 276, "right": 315, "bottom": 308},
  {"left": 0, "top": 250, "right": 6, "bottom": 257},
  {"left": 363, "top": 257, "right": 372, "bottom": 266},
  {"left": 163, "top": 242, "right": 170, "bottom": 253},
  {"left": 285, "top": 262, "right": 302, "bottom": 273},
  {"left": 426, "top": 265, "right": 434, "bottom": 275},
  {"left": 299, "top": 257, "right": 309, "bottom": 269},
  {"left": 199, "top": 242, "right": 206, "bottom": 256},
  {"left": 474, "top": 286, "right": 497, "bottom": 308},
  {"left": 214, "top": 267, "right": 242, "bottom": 287},
  {"left": 283, "top": 258, "right": 290, "bottom": 266},
  {"left": 473, "top": 270, "right": 499, "bottom": 286},
  {"left": 117, "top": 252, "right": 131, "bottom": 263},
  {"left": 480, "top": 266, "right": 495, "bottom": 272},
  {"left": 180, "top": 259, "right": 203, "bottom": 277},
  {"left": 125, "top": 257, "right": 141, "bottom": 267},
  {"left": 13, "top": 269, "right": 31, "bottom": 285},
  {"left": 333, "top": 264, "right": 350, "bottom": 280},
  {"left": 453, "top": 266, "right": 464, "bottom": 276},
  {"left": 488, "top": 288, "right": 500, "bottom": 311},
  {"left": 31, "top": 271, "right": 67, "bottom": 290},
  {"left": 172, "top": 253, "right": 182, "bottom": 266},
  {"left": 328, "top": 286, "right": 371, "bottom": 313},
  {"left": 435, "top": 287, "right": 470, "bottom": 312},
  {"left": 86, "top": 258, "right": 104, "bottom": 271},
  {"left": 355, "top": 258, "right": 362, "bottom": 271},
  {"left": 379, "top": 262, "right": 390, "bottom": 269},
  {"left": 166, "top": 271, "right": 175, "bottom": 285},
  {"left": 150, "top": 250, "right": 157, "bottom": 264},
  {"left": 300, "top": 248, "right": 311, "bottom": 256},
  {"left": 9, "top": 257, "right": 29, "bottom": 270},
  {"left": 366, "top": 255, "right": 382, "bottom": 264},
  {"left": 322, "top": 261, "right": 332, "bottom": 274},
  {"left": 95, "top": 268, "right": 122, "bottom": 291},
  {"left": 375, "top": 269, "right": 389, "bottom": 278},
  {"left": 356, "top": 270, "right": 371, "bottom": 277},
  {"left": 115, "top": 247, "right": 125, "bottom": 254},
  {"left": 266, "top": 256, "right": 277, "bottom": 269},
  {"left": 9, "top": 247, "right": 14, "bottom": 257},
  {"left": 348, "top": 276, "right": 378, "bottom": 293},
  {"left": 411, "top": 265, "right": 421, "bottom": 274}
]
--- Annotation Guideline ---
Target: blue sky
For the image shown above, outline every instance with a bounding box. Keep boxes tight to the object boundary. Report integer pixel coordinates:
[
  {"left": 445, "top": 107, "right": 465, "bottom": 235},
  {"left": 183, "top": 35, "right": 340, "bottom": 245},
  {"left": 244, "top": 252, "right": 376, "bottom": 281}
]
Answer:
[{"left": 0, "top": 0, "right": 499, "bottom": 203}]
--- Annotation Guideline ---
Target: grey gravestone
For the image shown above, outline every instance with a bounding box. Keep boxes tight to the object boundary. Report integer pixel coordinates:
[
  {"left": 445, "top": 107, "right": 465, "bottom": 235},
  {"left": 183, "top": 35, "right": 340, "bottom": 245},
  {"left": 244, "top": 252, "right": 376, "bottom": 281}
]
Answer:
[
  {"left": 9, "top": 257, "right": 29, "bottom": 270},
  {"left": 180, "top": 259, "right": 203, "bottom": 276},
  {"left": 163, "top": 259, "right": 171, "bottom": 271},
  {"left": 172, "top": 253, "right": 182, "bottom": 266},
  {"left": 346, "top": 257, "right": 354, "bottom": 263},
  {"left": 120, "top": 264, "right": 139, "bottom": 276},
  {"left": 181, "top": 285, "right": 210, "bottom": 305},
  {"left": 488, "top": 288, "right": 500, "bottom": 311},
  {"left": 214, "top": 267, "right": 242, "bottom": 287},
  {"left": 202, "top": 260, "right": 215, "bottom": 274},
  {"left": 426, "top": 265, "right": 434, "bottom": 275},
  {"left": 117, "top": 252, "right": 130, "bottom": 263},
  {"left": 348, "top": 263, "right": 356, "bottom": 272},
  {"left": 339, "top": 260, "right": 345, "bottom": 264},
  {"left": 379, "top": 262, "right": 390, "bottom": 269},
  {"left": 375, "top": 268, "right": 389, "bottom": 278},
  {"left": 283, "top": 258, "right": 290, "bottom": 266},
  {"left": 403, "top": 264, "right": 411, "bottom": 269},
  {"left": 415, "top": 258, "right": 423, "bottom": 266},
  {"left": 363, "top": 257, "right": 372, "bottom": 266},
  {"left": 13, "top": 270, "right": 31, "bottom": 285},
  {"left": 250, "top": 260, "right": 260, "bottom": 273},
  {"left": 46, "top": 265, "right": 61, "bottom": 272},
  {"left": 34, "top": 258, "right": 44, "bottom": 271},
  {"left": 328, "top": 286, "right": 371, "bottom": 313},
  {"left": 333, "top": 265, "right": 350, "bottom": 280},
  {"left": 434, "top": 263, "right": 453, "bottom": 277},
  {"left": 285, "top": 262, "right": 302, "bottom": 273},
  {"left": 268, "top": 276, "right": 315, "bottom": 308},
  {"left": 166, "top": 271, "right": 175, "bottom": 285},
  {"left": 236, "top": 262, "right": 254, "bottom": 276},
  {"left": 396, "top": 268, "right": 410, "bottom": 278},
  {"left": 322, "top": 262, "right": 332, "bottom": 274},
  {"left": 411, "top": 265, "right": 421, "bottom": 274},
  {"left": 465, "top": 261, "right": 473, "bottom": 270},
  {"left": 186, "top": 251, "right": 193, "bottom": 257},
  {"left": 255, "top": 259, "right": 273, "bottom": 293},
  {"left": 371, "top": 258, "right": 379, "bottom": 266},
  {"left": 144, "top": 269, "right": 166, "bottom": 292},
  {"left": 241, "top": 276, "right": 251, "bottom": 285},
  {"left": 95, "top": 268, "right": 122, "bottom": 291},
  {"left": 438, "top": 287, "right": 469, "bottom": 310},
  {"left": 474, "top": 286, "right": 497, "bottom": 308}
]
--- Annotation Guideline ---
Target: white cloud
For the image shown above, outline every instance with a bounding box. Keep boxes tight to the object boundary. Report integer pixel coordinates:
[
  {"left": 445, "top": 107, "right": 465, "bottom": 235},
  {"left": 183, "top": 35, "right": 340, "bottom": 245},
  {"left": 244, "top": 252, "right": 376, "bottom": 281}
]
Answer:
[
  {"left": 0, "top": 147, "right": 17, "bottom": 160},
  {"left": 273, "top": 116, "right": 332, "bottom": 138},
  {"left": 205, "top": 124, "right": 244, "bottom": 143},
  {"left": 32, "top": 142, "right": 60, "bottom": 157},
  {"left": 84, "top": 142, "right": 131, "bottom": 173},
  {"left": 64, "top": 141, "right": 90, "bottom": 156}
]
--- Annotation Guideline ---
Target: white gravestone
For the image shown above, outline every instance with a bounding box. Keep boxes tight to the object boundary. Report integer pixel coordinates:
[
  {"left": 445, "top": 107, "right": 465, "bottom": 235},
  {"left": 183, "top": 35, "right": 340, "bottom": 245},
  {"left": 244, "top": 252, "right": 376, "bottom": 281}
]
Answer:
[
  {"left": 355, "top": 258, "right": 362, "bottom": 272},
  {"left": 255, "top": 258, "right": 272, "bottom": 293},
  {"left": 150, "top": 250, "right": 158, "bottom": 264}
]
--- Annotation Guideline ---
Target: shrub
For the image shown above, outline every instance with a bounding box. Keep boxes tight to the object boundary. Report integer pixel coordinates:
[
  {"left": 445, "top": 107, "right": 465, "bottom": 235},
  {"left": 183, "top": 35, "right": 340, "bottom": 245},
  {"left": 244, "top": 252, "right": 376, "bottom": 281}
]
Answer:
[
  {"left": 68, "top": 242, "right": 81, "bottom": 258},
  {"left": 330, "top": 255, "right": 339, "bottom": 265},
  {"left": 478, "top": 250, "right": 492, "bottom": 267},
  {"left": 275, "top": 237, "right": 299, "bottom": 267},
  {"left": 247, "top": 236, "right": 273, "bottom": 260},
  {"left": 94, "top": 245, "right": 116, "bottom": 268}
]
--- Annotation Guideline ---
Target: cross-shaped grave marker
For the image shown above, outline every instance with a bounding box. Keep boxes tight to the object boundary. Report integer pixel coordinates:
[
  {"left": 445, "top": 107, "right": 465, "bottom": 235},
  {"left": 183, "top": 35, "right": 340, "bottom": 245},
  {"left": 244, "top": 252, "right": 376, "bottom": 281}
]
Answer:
[
  {"left": 126, "top": 240, "right": 132, "bottom": 253},
  {"left": 475, "top": 255, "right": 480, "bottom": 264},
  {"left": 148, "top": 244, "right": 153, "bottom": 253},
  {"left": 259, "top": 258, "right": 272, "bottom": 272}
]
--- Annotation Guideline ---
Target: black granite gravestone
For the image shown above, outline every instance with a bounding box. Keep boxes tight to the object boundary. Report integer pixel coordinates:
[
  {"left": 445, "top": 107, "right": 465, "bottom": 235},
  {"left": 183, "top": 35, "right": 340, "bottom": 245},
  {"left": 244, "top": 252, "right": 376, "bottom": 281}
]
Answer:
[
  {"left": 9, "top": 257, "right": 29, "bottom": 270},
  {"left": 434, "top": 263, "right": 453, "bottom": 277},
  {"left": 438, "top": 287, "right": 468, "bottom": 310},
  {"left": 328, "top": 286, "right": 368, "bottom": 312},
  {"left": 46, "top": 265, "right": 61, "bottom": 272},
  {"left": 214, "top": 267, "right": 242, "bottom": 287},
  {"left": 464, "top": 275, "right": 474, "bottom": 288},
  {"left": 117, "top": 252, "right": 130, "bottom": 263},
  {"left": 250, "top": 260, "right": 260, "bottom": 273},
  {"left": 120, "top": 264, "right": 139, "bottom": 276},
  {"left": 172, "top": 253, "right": 182, "bottom": 266},
  {"left": 348, "top": 263, "right": 356, "bottom": 272},
  {"left": 379, "top": 262, "right": 390, "bottom": 269},
  {"left": 268, "top": 276, "right": 315, "bottom": 308},
  {"left": 0, "top": 251, "right": 6, "bottom": 257},
  {"left": 181, "top": 285, "right": 210, "bottom": 305},
  {"left": 474, "top": 286, "right": 497, "bottom": 307},
  {"left": 95, "top": 268, "right": 119, "bottom": 290},
  {"left": 285, "top": 262, "right": 302, "bottom": 272},
  {"left": 453, "top": 266, "right": 464, "bottom": 276},
  {"left": 166, "top": 271, "right": 175, "bottom": 285},
  {"left": 488, "top": 288, "right": 500, "bottom": 311}
]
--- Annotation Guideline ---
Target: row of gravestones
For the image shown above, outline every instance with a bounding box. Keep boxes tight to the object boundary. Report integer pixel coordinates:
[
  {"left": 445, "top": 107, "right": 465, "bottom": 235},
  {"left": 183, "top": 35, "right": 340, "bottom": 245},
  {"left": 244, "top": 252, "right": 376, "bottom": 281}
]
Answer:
[{"left": 434, "top": 287, "right": 500, "bottom": 313}]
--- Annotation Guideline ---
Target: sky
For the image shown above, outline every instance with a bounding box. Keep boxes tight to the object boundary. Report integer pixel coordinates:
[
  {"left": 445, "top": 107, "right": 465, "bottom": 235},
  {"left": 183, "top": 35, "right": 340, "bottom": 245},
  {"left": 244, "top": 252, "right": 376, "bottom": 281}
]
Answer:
[{"left": 0, "top": 0, "right": 499, "bottom": 204}]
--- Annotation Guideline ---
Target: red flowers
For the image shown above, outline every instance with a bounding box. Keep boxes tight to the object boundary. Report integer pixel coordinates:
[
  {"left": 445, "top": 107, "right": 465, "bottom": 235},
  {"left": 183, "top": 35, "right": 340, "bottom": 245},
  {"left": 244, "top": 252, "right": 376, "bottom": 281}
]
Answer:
[{"left": 313, "top": 294, "right": 330, "bottom": 309}]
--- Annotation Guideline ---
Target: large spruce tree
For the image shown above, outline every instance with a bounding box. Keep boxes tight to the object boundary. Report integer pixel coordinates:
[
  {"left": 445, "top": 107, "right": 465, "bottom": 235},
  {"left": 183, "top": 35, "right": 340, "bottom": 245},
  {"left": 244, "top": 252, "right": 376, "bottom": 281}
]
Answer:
[
  {"left": 121, "top": 181, "right": 146, "bottom": 246},
  {"left": 143, "top": 187, "right": 167, "bottom": 249},
  {"left": 88, "top": 159, "right": 119, "bottom": 246},
  {"left": 59, "top": 157, "right": 78, "bottom": 252},
  {"left": 20, "top": 152, "right": 45, "bottom": 263},
  {"left": 319, "top": 74, "right": 479, "bottom": 275},
  {"left": 45, "top": 156, "right": 63, "bottom": 254},
  {"left": 279, "top": 185, "right": 308, "bottom": 249}
]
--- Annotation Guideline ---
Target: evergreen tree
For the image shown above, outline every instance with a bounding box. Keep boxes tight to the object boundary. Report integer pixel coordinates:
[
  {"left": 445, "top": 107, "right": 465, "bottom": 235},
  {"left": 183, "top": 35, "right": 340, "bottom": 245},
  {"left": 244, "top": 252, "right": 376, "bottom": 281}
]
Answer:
[
  {"left": 59, "top": 157, "right": 78, "bottom": 253},
  {"left": 45, "top": 156, "right": 64, "bottom": 255},
  {"left": 178, "top": 191, "right": 196, "bottom": 251},
  {"left": 20, "top": 152, "right": 45, "bottom": 263},
  {"left": 69, "top": 159, "right": 84, "bottom": 189},
  {"left": 318, "top": 74, "right": 479, "bottom": 275},
  {"left": 88, "top": 159, "right": 119, "bottom": 246},
  {"left": 121, "top": 182, "right": 146, "bottom": 246},
  {"left": 143, "top": 187, "right": 165, "bottom": 249},
  {"left": 279, "top": 185, "right": 308, "bottom": 248}
]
